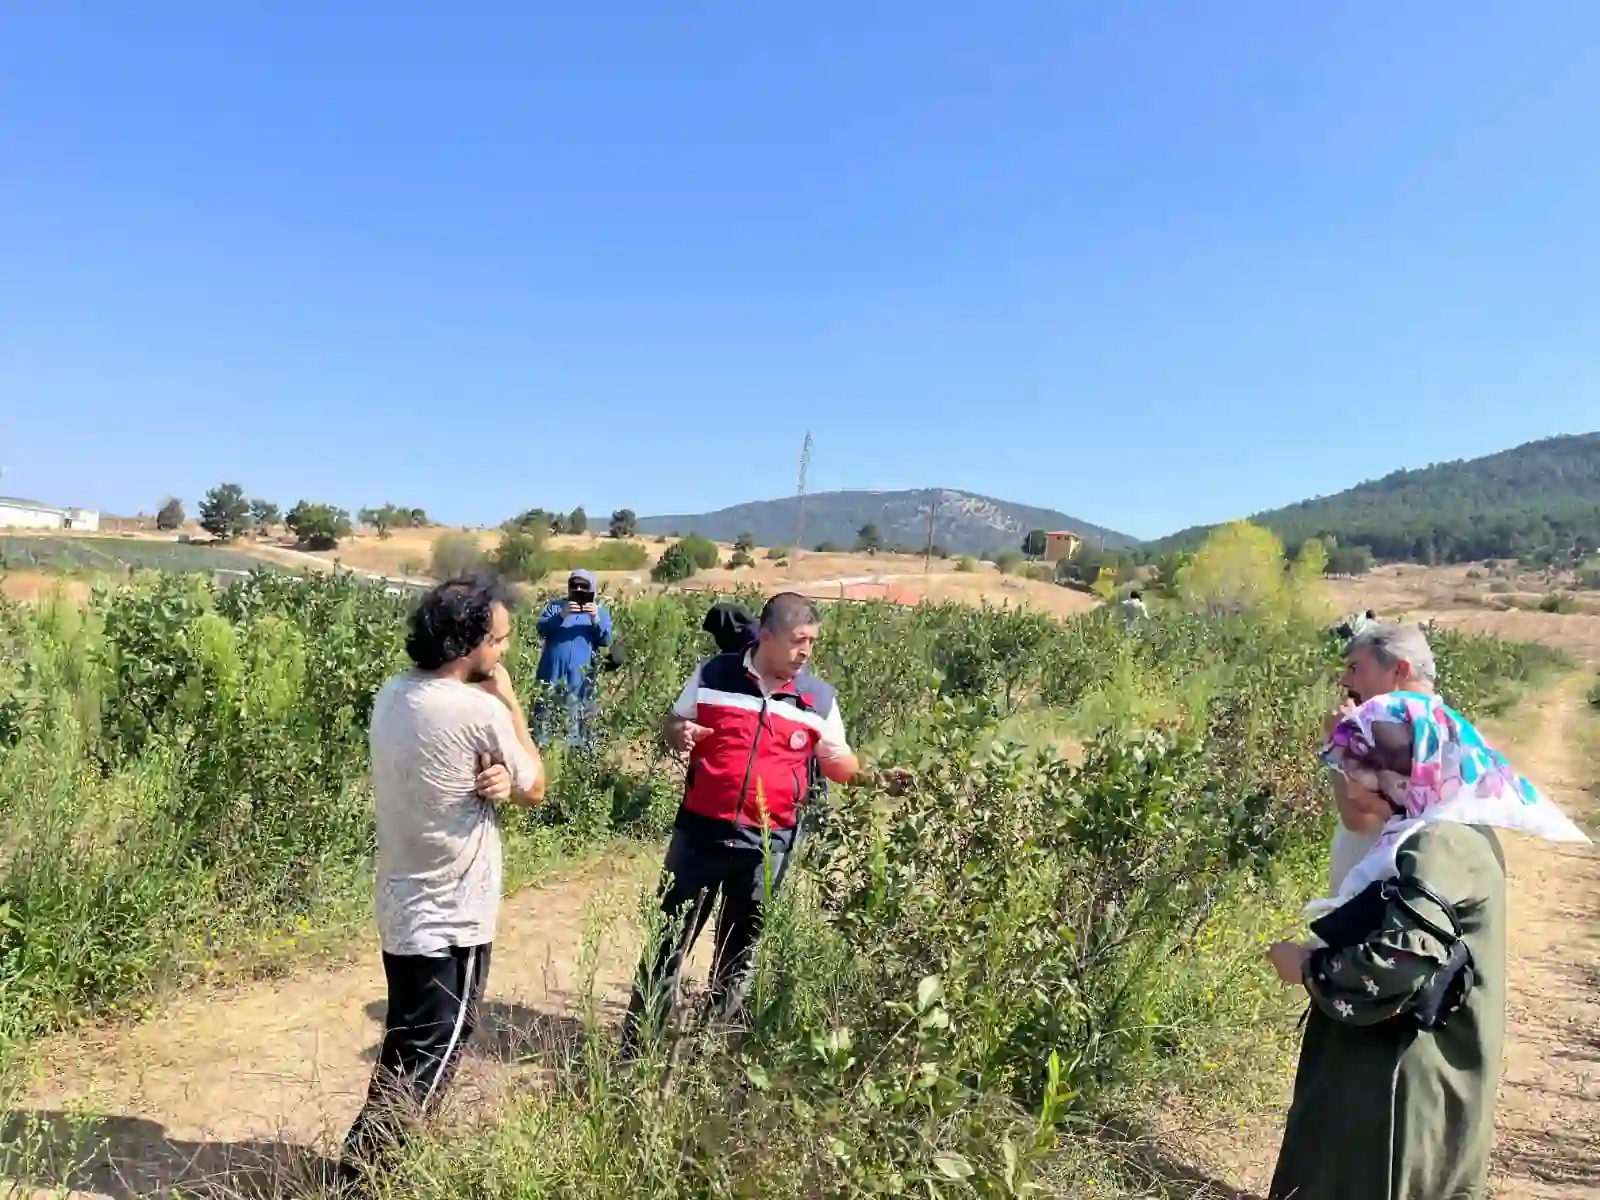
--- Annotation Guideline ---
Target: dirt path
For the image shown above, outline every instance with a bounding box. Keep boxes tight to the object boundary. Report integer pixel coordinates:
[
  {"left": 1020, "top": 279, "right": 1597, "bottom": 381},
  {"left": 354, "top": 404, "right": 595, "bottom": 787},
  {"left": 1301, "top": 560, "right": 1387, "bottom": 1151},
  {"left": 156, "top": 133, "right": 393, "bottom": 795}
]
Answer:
[
  {"left": 1165, "top": 673, "right": 1600, "bottom": 1199},
  {"left": 1481, "top": 676, "right": 1600, "bottom": 1198},
  {"left": 6, "top": 853, "right": 660, "bottom": 1197}
]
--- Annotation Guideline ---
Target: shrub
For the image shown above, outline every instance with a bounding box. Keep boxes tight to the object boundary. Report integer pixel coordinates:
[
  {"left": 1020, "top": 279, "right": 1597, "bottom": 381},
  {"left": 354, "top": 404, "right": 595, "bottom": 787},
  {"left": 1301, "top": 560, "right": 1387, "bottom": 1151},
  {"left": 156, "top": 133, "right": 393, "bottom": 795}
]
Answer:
[
  {"left": 155, "top": 498, "right": 186, "bottom": 531},
  {"left": 679, "top": 534, "right": 719, "bottom": 570},
  {"left": 358, "top": 502, "right": 422, "bottom": 539},
  {"left": 284, "top": 501, "right": 353, "bottom": 550},
  {"left": 729, "top": 549, "right": 756, "bottom": 569},
  {"left": 954, "top": 555, "right": 976, "bottom": 573},
  {"left": 1465, "top": 568, "right": 1484, "bottom": 580},
  {"left": 493, "top": 528, "right": 550, "bottom": 583},
  {"left": 1577, "top": 563, "right": 1600, "bottom": 591},
  {"left": 1020, "top": 563, "right": 1054, "bottom": 582},
  {"left": 1324, "top": 544, "right": 1374, "bottom": 576},
  {"left": 651, "top": 541, "right": 697, "bottom": 583},
  {"left": 546, "top": 542, "right": 650, "bottom": 572},
  {"left": 1488, "top": 580, "right": 1515, "bottom": 594},
  {"left": 507, "top": 508, "right": 556, "bottom": 533},
  {"left": 1589, "top": 675, "right": 1600, "bottom": 710},
  {"left": 1539, "top": 592, "right": 1578, "bottom": 614},
  {"left": 1179, "top": 521, "right": 1295, "bottom": 617},
  {"left": 814, "top": 541, "right": 841, "bottom": 553},
  {"left": 994, "top": 549, "right": 1025, "bottom": 575},
  {"left": 608, "top": 509, "right": 637, "bottom": 538},
  {"left": 767, "top": 545, "right": 791, "bottom": 560},
  {"left": 1427, "top": 621, "right": 1571, "bottom": 714},
  {"left": 430, "top": 532, "right": 487, "bottom": 580},
  {"left": 734, "top": 531, "right": 756, "bottom": 554},
  {"left": 773, "top": 557, "right": 789, "bottom": 567}
]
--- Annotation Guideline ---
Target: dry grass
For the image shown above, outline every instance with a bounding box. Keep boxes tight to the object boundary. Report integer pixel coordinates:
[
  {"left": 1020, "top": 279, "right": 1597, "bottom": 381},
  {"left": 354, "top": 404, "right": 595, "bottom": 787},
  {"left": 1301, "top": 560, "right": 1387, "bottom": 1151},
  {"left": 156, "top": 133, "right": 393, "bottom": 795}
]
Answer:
[{"left": 0, "top": 570, "right": 93, "bottom": 605}]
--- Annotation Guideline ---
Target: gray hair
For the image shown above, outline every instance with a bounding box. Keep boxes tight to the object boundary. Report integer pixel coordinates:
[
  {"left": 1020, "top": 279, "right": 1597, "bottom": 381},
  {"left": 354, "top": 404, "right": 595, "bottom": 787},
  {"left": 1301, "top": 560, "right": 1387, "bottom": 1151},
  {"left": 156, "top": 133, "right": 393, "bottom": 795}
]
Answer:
[{"left": 1349, "top": 622, "right": 1436, "bottom": 683}]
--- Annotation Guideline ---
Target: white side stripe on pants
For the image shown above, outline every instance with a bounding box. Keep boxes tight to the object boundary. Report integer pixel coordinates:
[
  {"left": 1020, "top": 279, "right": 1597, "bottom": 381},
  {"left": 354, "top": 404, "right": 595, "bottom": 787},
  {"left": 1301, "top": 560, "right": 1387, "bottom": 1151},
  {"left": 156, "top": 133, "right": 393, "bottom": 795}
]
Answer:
[{"left": 421, "top": 945, "right": 476, "bottom": 1113}]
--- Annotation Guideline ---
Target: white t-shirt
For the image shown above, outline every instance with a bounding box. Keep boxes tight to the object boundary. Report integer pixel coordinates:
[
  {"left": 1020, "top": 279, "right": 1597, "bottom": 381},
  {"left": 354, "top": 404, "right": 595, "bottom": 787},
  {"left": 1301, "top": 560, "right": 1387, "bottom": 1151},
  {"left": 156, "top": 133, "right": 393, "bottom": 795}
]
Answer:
[
  {"left": 671, "top": 653, "right": 852, "bottom": 762},
  {"left": 369, "top": 671, "right": 541, "bottom": 956}
]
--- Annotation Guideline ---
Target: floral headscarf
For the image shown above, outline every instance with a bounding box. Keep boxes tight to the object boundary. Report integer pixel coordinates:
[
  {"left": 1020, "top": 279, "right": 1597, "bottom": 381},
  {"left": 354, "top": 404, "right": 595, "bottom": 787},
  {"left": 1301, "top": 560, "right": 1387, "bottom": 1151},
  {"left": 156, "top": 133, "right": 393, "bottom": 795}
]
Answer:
[{"left": 1310, "top": 690, "right": 1588, "bottom": 916}]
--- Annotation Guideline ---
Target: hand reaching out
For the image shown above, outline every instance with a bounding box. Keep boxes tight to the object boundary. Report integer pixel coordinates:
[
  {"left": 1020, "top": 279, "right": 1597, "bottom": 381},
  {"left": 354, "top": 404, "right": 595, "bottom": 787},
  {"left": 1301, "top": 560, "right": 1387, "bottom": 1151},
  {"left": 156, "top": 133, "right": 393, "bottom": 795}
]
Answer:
[
  {"left": 1267, "top": 941, "right": 1311, "bottom": 987},
  {"left": 872, "top": 765, "right": 915, "bottom": 796},
  {"left": 669, "top": 719, "right": 714, "bottom": 755}
]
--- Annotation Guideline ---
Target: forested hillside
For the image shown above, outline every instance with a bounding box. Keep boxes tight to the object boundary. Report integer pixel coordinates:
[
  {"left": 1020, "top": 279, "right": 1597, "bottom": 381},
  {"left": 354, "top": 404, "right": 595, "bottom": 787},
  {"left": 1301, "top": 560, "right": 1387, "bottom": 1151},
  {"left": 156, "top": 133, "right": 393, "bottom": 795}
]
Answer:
[{"left": 1150, "top": 433, "right": 1600, "bottom": 565}]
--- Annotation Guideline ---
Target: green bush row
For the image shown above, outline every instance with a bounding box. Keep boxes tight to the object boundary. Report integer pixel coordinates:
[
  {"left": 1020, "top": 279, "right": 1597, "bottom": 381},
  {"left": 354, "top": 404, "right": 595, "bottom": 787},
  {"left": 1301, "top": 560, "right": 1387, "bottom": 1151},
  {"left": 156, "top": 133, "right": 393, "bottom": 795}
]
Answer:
[{"left": 0, "top": 572, "right": 1564, "bottom": 1179}]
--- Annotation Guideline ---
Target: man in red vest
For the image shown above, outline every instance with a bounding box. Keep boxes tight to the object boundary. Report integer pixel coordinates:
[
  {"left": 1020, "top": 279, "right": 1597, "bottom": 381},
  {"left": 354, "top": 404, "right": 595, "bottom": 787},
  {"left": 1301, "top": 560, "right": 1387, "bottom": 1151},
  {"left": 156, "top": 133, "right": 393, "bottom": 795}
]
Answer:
[{"left": 621, "top": 591, "right": 899, "bottom": 1053}]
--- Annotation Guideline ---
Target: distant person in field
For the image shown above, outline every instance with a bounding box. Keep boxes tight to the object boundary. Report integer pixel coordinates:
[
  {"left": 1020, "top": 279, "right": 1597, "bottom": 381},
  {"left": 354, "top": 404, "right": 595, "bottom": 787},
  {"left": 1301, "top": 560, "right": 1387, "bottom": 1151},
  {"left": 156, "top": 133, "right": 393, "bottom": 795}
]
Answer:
[
  {"left": 621, "top": 592, "right": 907, "bottom": 1056},
  {"left": 343, "top": 578, "right": 545, "bottom": 1172},
  {"left": 534, "top": 568, "right": 613, "bottom": 749},
  {"left": 1331, "top": 607, "right": 1379, "bottom": 643},
  {"left": 1117, "top": 589, "right": 1148, "bottom": 624}
]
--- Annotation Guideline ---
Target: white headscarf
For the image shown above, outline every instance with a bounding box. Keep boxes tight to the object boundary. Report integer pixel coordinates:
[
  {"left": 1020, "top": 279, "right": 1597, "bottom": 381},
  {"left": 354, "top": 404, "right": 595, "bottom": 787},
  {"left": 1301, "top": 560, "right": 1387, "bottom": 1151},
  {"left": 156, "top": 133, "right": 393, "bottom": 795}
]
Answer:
[{"left": 1307, "top": 690, "right": 1588, "bottom": 923}]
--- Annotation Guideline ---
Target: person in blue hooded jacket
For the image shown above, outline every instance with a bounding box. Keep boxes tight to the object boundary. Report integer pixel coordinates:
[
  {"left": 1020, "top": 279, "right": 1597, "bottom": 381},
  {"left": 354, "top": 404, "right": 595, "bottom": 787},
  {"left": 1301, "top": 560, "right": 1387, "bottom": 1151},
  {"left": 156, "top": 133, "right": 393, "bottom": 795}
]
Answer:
[{"left": 533, "top": 569, "right": 613, "bottom": 748}]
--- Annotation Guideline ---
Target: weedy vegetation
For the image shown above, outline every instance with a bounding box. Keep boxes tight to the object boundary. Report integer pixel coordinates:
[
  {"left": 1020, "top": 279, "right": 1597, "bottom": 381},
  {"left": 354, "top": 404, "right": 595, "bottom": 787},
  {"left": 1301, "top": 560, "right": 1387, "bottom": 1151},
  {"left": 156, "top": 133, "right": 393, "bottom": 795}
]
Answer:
[{"left": 0, "top": 520, "right": 1571, "bottom": 1197}]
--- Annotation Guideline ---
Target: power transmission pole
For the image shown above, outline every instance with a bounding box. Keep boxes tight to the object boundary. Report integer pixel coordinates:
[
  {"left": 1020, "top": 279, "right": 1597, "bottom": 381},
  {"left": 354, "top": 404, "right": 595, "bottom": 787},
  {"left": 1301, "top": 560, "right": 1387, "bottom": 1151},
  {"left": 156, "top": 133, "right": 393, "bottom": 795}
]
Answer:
[
  {"left": 792, "top": 430, "right": 812, "bottom": 555},
  {"left": 923, "top": 489, "right": 941, "bottom": 573}
]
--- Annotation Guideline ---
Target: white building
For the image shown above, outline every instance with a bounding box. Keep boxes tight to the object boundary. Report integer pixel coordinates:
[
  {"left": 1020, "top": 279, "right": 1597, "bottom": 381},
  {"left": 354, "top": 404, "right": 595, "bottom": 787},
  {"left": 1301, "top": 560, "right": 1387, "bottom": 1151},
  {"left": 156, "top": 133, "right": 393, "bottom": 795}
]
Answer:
[{"left": 0, "top": 497, "right": 101, "bottom": 532}]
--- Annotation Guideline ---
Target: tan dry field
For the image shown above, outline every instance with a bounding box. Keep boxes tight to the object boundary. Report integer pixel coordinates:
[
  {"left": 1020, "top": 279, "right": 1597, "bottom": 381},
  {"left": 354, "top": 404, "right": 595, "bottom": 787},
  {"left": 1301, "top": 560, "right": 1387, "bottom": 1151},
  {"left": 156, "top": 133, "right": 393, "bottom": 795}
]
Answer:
[
  {"left": 1328, "top": 562, "right": 1600, "bottom": 620},
  {"left": 0, "top": 526, "right": 1101, "bottom": 618},
  {"left": 0, "top": 570, "right": 93, "bottom": 606},
  {"left": 1327, "top": 563, "right": 1600, "bottom": 666}
]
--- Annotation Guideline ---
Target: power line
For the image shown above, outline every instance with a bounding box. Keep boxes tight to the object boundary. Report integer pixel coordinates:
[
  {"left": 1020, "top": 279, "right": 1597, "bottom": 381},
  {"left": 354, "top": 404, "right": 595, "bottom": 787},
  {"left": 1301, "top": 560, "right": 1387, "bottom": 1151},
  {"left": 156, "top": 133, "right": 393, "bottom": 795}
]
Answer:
[
  {"left": 923, "top": 489, "right": 942, "bottom": 573},
  {"left": 792, "top": 430, "right": 812, "bottom": 554}
]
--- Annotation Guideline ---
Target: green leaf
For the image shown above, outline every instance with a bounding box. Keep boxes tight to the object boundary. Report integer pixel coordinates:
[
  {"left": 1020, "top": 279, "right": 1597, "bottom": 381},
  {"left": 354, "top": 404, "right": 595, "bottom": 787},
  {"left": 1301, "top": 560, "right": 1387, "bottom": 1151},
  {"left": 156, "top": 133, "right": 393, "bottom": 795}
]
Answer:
[
  {"left": 933, "top": 1152, "right": 974, "bottom": 1181},
  {"left": 916, "top": 974, "right": 944, "bottom": 1012}
]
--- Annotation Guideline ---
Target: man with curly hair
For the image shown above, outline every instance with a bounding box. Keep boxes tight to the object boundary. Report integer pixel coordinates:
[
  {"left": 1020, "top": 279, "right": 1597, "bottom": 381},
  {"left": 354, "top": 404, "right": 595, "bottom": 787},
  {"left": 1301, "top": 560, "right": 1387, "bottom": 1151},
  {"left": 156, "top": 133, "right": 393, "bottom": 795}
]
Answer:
[{"left": 343, "top": 577, "right": 545, "bottom": 1170}]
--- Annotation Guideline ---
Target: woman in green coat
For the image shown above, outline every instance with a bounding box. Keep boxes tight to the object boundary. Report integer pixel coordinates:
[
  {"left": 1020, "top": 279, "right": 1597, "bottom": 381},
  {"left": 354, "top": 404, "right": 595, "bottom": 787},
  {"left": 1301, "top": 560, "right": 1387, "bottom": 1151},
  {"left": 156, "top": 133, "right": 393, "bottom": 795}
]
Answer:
[
  {"left": 1266, "top": 685, "right": 1587, "bottom": 1200},
  {"left": 1267, "top": 820, "right": 1505, "bottom": 1199}
]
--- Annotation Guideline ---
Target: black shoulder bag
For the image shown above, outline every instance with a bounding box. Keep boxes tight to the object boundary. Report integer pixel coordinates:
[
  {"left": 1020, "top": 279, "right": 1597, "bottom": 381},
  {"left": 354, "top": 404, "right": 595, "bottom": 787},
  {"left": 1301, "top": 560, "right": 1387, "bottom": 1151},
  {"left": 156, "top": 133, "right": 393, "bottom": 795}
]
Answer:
[{"left": 1309, "top": 875, "right": 1477, "bottom": 1031}]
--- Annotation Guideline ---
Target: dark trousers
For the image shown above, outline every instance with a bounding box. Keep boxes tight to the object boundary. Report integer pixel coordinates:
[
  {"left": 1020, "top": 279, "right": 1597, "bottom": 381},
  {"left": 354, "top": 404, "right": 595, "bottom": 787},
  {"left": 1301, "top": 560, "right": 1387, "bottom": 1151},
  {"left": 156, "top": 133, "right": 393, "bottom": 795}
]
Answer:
[
  {"left": 343, "top": 943, "right": 491, "bottom": 1163},
  {"left": 621, "top": 830, "right": 790, "bottom": 1054},
  {"left": 534, "top": 690, "right": 596, "bottom": 751}
]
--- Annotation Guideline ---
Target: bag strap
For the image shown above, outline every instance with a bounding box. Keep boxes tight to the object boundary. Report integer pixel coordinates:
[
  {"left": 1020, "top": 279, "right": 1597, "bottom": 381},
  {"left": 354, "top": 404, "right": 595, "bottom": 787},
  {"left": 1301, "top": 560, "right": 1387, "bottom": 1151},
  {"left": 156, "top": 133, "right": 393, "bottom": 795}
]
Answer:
[
  {"left": 1380, "top": 876, "right": 1476, "bottom": 1030},
  {"left": 1381, "top": 876, "right": 1464, "bottom": 945}
]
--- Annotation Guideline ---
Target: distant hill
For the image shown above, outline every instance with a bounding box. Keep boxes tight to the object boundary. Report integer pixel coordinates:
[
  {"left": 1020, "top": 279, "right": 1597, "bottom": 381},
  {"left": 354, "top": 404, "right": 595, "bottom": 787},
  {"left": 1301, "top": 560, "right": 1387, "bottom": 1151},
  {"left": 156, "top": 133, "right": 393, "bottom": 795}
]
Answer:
[
  {"left": 1148, "top": 433, "right": 1600, "bottom": 565},
  {"left": 638, "top": 489, "right": 1135, "bottom": 557}
]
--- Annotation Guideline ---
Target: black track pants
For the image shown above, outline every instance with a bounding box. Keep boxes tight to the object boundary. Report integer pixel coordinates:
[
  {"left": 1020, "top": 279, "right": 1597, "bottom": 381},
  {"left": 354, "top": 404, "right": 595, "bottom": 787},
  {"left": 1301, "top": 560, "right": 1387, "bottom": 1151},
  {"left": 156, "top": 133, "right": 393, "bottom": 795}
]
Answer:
[{"left": 343, "top": 943, "right": 491, "bottom": 1163}]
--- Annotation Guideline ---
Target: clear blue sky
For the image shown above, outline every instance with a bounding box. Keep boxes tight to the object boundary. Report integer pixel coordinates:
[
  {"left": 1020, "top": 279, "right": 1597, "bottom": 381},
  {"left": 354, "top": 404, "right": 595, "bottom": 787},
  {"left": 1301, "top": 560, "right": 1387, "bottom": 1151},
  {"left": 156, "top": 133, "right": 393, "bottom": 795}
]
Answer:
[{"left": 3, "top": 4, "right": 1597, "bottom": 539}]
